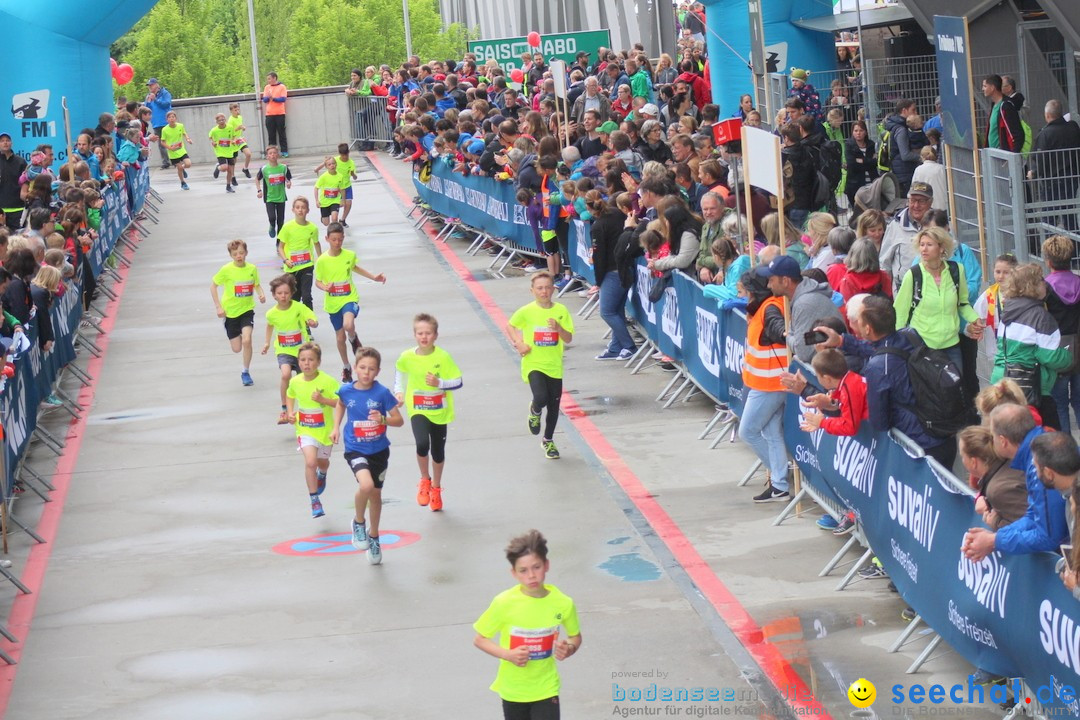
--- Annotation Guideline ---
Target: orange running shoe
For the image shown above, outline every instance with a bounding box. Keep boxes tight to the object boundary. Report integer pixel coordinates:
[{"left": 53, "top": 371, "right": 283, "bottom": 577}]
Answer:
[
  {"left": 429, "top": 485, "right": 442, "bottom": 511},
  {"left": 417, "top": 477, "right": 431, "bottom": 506}
]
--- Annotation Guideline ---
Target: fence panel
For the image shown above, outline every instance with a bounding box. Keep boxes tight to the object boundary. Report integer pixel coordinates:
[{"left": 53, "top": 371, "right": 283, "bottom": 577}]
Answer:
[{"left": 348, "top": 95, "right": 394, "bottom": 147}]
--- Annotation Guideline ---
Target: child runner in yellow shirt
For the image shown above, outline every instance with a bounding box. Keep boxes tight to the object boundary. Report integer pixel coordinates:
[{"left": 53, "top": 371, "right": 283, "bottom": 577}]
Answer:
[
  {"left": 211, "top": 239, "right": 265, "bottom": 386},
  {"left": 394, "top": 313, "right": 462, "bottom": 511},
  {"left": 314, "top": 222, "right": 386, "bottom": 382},
  {"left": 506, "top": 272, "right": 574, "bottom": 459},
  {"left": 159, "top": 110, "right": 193, "bottom": 190},
  {"left": 276, "top": 196, "right": 319, "bottom": 308},
  {"left": 474, "top": 529, "right": 582, "bottom": 719},
  {"left": 315, "top": 144, "right": 358, "bottom": 227},
  {"left": 208, "top": 112, "right": 239, "bottom": 193},
  {"left": 286, "top": 342, "right": 339, "bottom": 518},
  {"left": 226, "top": 102, "right": 253, "bottom": 179},
  {"left": 314, "top": 156, "right": 348, "bottom": 227},
  {"left": 262, "top": 274, "right": 318, "bottom": 423}
]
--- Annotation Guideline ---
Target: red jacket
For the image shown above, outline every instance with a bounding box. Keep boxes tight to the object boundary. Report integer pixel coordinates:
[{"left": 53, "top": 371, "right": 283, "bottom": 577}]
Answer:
[
  {"left": 836, "top": 269, "right": 892, "bottom": 302},
  {"left": 676, "top": 71, "right": 711, "bottom": 110},
  {"left": 820, "top": 371, "right": 868, "bottom": 436}
]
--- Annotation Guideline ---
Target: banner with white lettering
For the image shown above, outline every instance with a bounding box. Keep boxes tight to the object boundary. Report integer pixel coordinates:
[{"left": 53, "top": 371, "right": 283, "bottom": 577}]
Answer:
[{"left": 414, "top": 162, "right": 527, "bottom": 245}]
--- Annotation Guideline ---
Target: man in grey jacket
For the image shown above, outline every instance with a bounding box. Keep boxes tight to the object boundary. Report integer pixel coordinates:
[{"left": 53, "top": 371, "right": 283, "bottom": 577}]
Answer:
[{"left": 879, "top": 182, "right": 933, "bottom": 292}]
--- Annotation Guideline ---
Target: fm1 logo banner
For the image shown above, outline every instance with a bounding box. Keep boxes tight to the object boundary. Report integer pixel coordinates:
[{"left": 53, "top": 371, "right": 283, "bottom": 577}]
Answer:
[{"left": 11, "top": 89, "right": 56, "bottom": 140}]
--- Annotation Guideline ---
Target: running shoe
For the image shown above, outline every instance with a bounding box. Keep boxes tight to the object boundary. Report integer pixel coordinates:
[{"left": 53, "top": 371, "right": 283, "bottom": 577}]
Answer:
[
  {"left": 367, "top": 535, "right": 382, "bottom": 564},
  {"left": 44, "top": 393, "right": 63, "bottom": 406},
  {"left": 243, "top": 168, "right": 252, "bottom": 178},
  {"left": 342, "top": 367, "right": 353, "bottom": 383},
  {"left": 213, "top": 167, "right": 220, "bottom": 179},
  {"left": 901, "top": 606, "right": 917, "bottom": 622},
  {"left": 349, "top": 335, "right": 362, "bottom": 355},
  {"left": 858, "top": 561, "right": 888, "bottom": 580},
  {"left": 226, "top": 185, "right": 235, "bottom": 193},
  {"left": 281, "top": 152, "right": 289, "bottom": 158},
  {"left": 240, "top": 370, "right": 254, "bottom": 386},
  {"left": 351, "top": 519, "right": 369, "bottom": 550},
  {"left": 181, "top": 182, "right": 190, "bottom": 190},
  {"left": 816, "top": 515, "right": 839, "bottom": 531},
  {"left": 543, "top": 440, "right": 560, "bottom": 459},
  {"left": 342, "top": 221, "right": 350, "bottom": 228},
  {"left": 971, "top": 669, "right": 1006, "bottom": 686},
  {"left": 268, "top": 227, "right": 276, "bottom": 238},
  {"left": 753, "top": 485, "right": 790, "bottom": 503},
  {"left": 595, "top": 350, "right": 622, "bottom": 360},
  {"left": 231, "top": 177, "right": 238, "bottom": 187},
  {"left": 160, "top": 163, "right": 171, "bottom": 170},
  {"left": 833, "top": 514, "right": 856, "bottom": 535},
  {"left": 617, "top": 349, "right": 634, "bottom": 360},
  {"left": 429, "top": 485, "right": 442, "bottom": 511},
  {"left": 316, "top": 471, "right": 327, "bottom": 495},
  {"left": 554, "top": 276, "right": 571, "bottom": 290},
  {"left": 310, "top": 497, "right": 325, "bottom": 518},
  {"left": 277, "top": 411, "right": 289, "bottom": 425},
  {"left": 417, "top": 477, "right": 431, "bottom": 506},
  {"left": 527, "top": 405, "right": 541, "bottom": 435}
]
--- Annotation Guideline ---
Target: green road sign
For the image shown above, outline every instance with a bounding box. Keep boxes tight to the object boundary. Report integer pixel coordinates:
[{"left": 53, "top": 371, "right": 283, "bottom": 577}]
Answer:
[{"left": 469, "top": 30, "right": 613, "bottom": 74}]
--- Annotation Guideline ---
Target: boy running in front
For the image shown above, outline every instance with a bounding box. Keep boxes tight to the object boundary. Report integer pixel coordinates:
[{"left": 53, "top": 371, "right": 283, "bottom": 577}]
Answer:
[
  {"left": 315, "top": 144, "right": 358, "bottom": 227},
  {"left": 258, "top": 145, "right": 293, "bottom": 238},
  {"left": 506, "top": 272, "right": 573, "bottom": 459},
  {"left": 394, "top": 313, "right": 462, "bottom": 512},
  {"left": 208, "top": 113, "right": 239, "bottom": 193},
  {"left": 276, "top": 195, "right": 319, "bottom": 308},
  {"left": 211, "top": 239, "right": 266, "bottom": 386},
  {"left": 159, "top": 111, "right": 192, "bottom": 190},
  {"left": 313, "top": 222, "right": 386, "bottom": 382},
  {"left": 473, "top": 529, "right": 582, "bottom": 719},
  {"left": 262, "top": 274, "right": 318, "bottom": 424},
  {"left": 286, "top": 342, "right": 339, "bottom": 518},
  {"left": 330, "top": 347, "right": 403, "bottom": 565},
  {"left": 226, "top": 102, "right": 253, "bottom": 179}
]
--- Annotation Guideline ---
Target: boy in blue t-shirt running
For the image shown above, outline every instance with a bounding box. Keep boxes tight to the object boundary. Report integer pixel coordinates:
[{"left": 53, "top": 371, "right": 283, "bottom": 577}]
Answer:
[{"left": 330, "top": 347, "right": 403, "bottom": 565}]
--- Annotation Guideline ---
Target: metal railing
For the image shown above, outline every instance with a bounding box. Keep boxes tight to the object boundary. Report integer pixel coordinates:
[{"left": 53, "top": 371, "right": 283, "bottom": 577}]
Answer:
[
  {"left": 348, "top": 94, "right": 394, "bottom": 148},
  {"left": 983, "top": 146, "right": 1080, "bottom": 264}
]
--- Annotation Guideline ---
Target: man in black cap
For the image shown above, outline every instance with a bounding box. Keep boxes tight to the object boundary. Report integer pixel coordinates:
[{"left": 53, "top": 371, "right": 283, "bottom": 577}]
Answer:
[{"left": 0, "top": 132, "right": 27, "bottom": 230}]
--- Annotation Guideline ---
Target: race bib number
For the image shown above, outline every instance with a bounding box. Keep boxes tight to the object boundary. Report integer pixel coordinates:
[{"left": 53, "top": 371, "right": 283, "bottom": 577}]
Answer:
[
  {"left": 323, "top": 188, "right": 340, "bottom": 199},
  {"left": 533, "top": 327, "right": 558, "bottom": 347},
  {"left": 352, "top": 420, "right": 385, "bottom": 440},
  {"left": 216, "top": 139, "right": 232, "bottom": 147},
  {"left": 289, "top": 251, "right": 311, "bottom": 265},
  {"left": 234, "top": 282, "right": 254, "bottom": 298},
  {"left": 267, "top": 172, "right": 286, "bottom": 185},
  {"left": 509, "top": 626, "right": 558, "bottom": 660},
  {"left": 413, "top": 391, "right": 445, "bottom": 411},
  {"left": 234, "top": 136, "right": 247, "bottom": 145},
  {"left": 328, "top": 282, "right": 352, "bottom": 297},
  {"left": 298, "top": 409, "right": 324, "bottom": 428},
  {"left": 277, "top": 330, "right": 303, "bottom": 347}
]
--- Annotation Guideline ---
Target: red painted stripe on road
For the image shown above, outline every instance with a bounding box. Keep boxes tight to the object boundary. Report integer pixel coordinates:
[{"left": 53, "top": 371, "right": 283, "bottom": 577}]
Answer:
[
  {"left": 370, "top": 151, "right": 833, "bottom": 718},
  {"left": 0, "top": 236, "right": 140, "bottom": 716}
]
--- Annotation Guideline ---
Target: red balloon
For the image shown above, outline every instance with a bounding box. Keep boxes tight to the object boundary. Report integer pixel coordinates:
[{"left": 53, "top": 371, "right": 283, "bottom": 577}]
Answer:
[
  {"left": 115, "top": 63, "right": 134, "bottom": 85},
  {"left": 510, "top": 69, "right": 524, "bottom": 83},
  {"left": 110, "top": 57, "right": 118, "bottom": 71},
  {"left": 527, "top": 32, "right": 541, "bottom": 48}
]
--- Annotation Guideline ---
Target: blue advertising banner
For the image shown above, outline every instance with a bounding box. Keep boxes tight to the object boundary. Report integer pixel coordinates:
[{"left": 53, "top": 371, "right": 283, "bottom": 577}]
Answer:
[
  {"left": 628, "top": 261, "right": 659, "bottom": 342},
  {"left": 413, "top": 161, "right": 532, "bottom": 245},
  {"left": 719, "top": 308, "right": 747, "bottom": 417},
  {"left": 568, "top": 220, "right": 595, "bottom": 286}
]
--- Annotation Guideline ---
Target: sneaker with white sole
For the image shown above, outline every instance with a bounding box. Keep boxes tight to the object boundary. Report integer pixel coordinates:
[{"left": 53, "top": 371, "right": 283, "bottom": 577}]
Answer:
[
  {"left": 368, "top": 535, "right": 383, "bottom": 564},
  {"left": 543, "top": 440, "right": 560, "bottom": 459},
  {"left": 595, "top": 350, "right": 622, "bottom": 360},
  {"left": 617, "top": 349, "right": 634, "bottom": 360},
  {"left": 753, "top": 485, "right": 790, "bottom": 503},
  {"left": 351, "top": 519, "right": 369, "bottom": 550},
  {"left": 240, "top": 370, "right": 254, "bottom": 386},
  {"left": 816, "top": 515, "right": 839, "bottom": 530},
  {"left": 858, "top": 561, "right": 888, "bottom": 579},
  {"left": 833, "top": 515, "right": 856, "bottom": 535},
  {"left": 310, "top": 496, "right": 325, "bottom": 518},
  {"left": 528, "top": 405, "right": 541, "bottom": 435}
]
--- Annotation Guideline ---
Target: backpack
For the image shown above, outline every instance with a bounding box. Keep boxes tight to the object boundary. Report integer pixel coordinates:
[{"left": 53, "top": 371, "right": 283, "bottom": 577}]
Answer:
[
  {"left": 909, "top": 260, "right": 961, "bottom": 319},
  {"left": 877, "top": 127, "right": 892, "bottom": 173},
  {"left": 809, "top": 169, "right": 832, "bottom": 210},
  {"left": 1020, "top": 118, "right": 1032, "bottom": 157},
  {"left": 876, "top": 335, "right": 967, "bottom": 439},
  {"left": 818, "top": 139, "right": 844, "bottom": 192}
]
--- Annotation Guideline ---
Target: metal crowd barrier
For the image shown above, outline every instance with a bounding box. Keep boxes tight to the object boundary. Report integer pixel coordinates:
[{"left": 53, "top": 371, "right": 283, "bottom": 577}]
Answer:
[{"left": 347, "top": 94, "right": 393, "bottom": 149}]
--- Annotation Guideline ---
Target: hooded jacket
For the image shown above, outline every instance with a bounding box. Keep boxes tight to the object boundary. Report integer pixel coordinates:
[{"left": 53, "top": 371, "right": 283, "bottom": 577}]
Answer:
[
  {"left": 879, "top": 207, "right": 922, "bottom": 292},
  {"left": 675, "top": 71, "right": 711, "bottom": 110},
  {"left": 885, "top": 113, "right": 919, "bottom": 185},
  {"left": 1045, "top": 270, "right": 1080, "bottom": 336},
  {"left": 514, "top": 154, "right": 541, "bottom": 193},
  {"left": 996, "top": 427, "right": 1070, "bottom": 555},
  {"left": 791, "top": 277, "right": 844, "bottom": 362},
  {"left": 977, "top": 458, "right": 1029, "bottom": 531},
  {"left": 990, "top": 295, "right": 1073, "bottom": 394}
]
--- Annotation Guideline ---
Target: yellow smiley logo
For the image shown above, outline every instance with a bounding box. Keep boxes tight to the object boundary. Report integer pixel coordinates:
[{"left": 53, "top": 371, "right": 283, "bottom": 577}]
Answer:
[{"left": 848, "top": 678, "right": 876, "bottom": 708}]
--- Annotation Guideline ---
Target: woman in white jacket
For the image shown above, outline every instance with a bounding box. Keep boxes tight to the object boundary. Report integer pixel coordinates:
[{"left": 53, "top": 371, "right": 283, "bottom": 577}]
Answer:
[{"left": 912, "top": 146, "right": 948, "bottom": 210}]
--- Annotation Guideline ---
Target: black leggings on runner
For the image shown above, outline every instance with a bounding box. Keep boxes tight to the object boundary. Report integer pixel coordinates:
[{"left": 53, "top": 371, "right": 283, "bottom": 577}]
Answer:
[
  {"left": 410, "top": 414, "right": 448, "bottom": 463},
  {"left": 291, "top": 266, "right": 314, "bottom": 310},
  {"left": 502, "top": 697, "right": 560, "bottom": 720},
  {"left": 528, "top": 371, "right": 562, "bottom": 440},
  {"left": 266, "top": 201, "right": 285, "bottom": 235}
]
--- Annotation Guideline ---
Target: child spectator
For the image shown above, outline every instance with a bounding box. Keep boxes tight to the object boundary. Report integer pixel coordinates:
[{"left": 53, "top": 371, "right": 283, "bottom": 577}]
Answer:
[
  {"left": 799, "top": 348, "right": 869, "bottom": 437},
  {"left": 639, "top": 226, "right": 670, "bottom": 278},
  {"left": 974, "top": 253, "right": 1018, "bottom": 366}
]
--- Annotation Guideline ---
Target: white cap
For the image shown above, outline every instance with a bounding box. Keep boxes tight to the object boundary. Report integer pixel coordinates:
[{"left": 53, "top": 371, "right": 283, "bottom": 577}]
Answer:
[{"left": 640, "top": 103, "right": 659, "bottom": 117}]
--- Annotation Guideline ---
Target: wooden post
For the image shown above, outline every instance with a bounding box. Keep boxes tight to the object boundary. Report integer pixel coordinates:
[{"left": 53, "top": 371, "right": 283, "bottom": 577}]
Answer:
[{"left": 62, "top": 96, "right": 74, "bottom": 181}]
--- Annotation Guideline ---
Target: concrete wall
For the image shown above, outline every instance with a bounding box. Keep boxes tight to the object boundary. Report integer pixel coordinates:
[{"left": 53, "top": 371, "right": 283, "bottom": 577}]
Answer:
[{"left": 171, "top": 88, "right": 352, "bottom": 165}]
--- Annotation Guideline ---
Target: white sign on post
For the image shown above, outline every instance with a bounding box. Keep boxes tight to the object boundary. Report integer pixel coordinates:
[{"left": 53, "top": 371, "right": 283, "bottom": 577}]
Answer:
[
  {"left": 550, "top": 59, "right": 568, "bottom": 98},
  {"left": 742, "top": 127, "right": 782, "bottom": 197}
]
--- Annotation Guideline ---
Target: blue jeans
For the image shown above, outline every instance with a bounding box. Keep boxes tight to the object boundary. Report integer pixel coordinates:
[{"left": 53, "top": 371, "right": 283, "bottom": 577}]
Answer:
[
  {"left": 599, "top": 271, "right": 635, "bottom": 353},
  {"left": 1052, "top": 374, "right": 1080, "bottom": 435},
  {"left": 738, "top": 389, "right": 789, "bottom": 491}
]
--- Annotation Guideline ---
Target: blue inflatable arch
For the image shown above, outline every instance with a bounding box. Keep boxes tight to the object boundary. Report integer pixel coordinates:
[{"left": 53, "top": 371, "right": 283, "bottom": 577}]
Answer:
[
  {"left": 0, "top": 0, "right": 160, "bottom": 161},
  {"left": 699, "top": 0, "right": 836, "bottom": 114}
]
